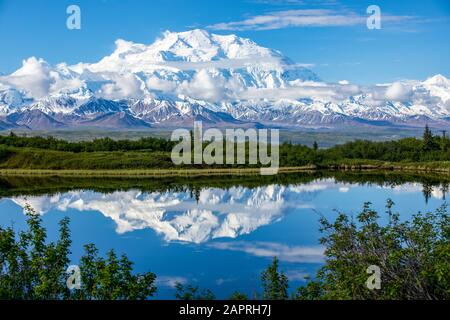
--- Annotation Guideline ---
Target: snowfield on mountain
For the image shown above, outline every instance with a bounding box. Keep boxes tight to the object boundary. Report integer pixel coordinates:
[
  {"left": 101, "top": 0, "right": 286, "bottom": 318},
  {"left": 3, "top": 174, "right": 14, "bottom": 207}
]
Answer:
[{"left": 0, "top": 29, "right": 449, "bottom": 130}]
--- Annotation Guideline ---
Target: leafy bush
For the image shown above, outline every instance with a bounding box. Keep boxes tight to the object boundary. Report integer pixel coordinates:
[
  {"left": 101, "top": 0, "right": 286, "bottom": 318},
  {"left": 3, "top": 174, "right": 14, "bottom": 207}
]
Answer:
[
  {"left": 0, "top": 146, "right": 12, "bottom": 162},
  {"left": 0, "top": 205, "right": 156, "bottom": 300},
  {"left": 295, "top": 201, "right": 449, "bottom": 300},
  {"left": 174, "top": 202, "right": 449, "bottom": 301},
  {"left": 175, "top": 283, "right": 215, "bottom": 300},
  {"left": 261, "top": 257, "right": 289, "bottom": 300}
]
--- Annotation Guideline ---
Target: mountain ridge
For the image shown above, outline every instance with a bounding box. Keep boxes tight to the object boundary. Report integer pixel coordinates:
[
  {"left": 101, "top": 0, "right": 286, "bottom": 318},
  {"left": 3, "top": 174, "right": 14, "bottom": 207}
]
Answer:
[{"left": 0, "top": 29, "right": 449, "bottom": 130}]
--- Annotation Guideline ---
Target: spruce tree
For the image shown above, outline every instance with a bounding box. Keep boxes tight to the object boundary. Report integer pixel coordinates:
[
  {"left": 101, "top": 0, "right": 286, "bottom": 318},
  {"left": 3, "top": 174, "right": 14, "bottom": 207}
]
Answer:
[{"left": 423, "top": 124, "right": 434, "bottom": 151}]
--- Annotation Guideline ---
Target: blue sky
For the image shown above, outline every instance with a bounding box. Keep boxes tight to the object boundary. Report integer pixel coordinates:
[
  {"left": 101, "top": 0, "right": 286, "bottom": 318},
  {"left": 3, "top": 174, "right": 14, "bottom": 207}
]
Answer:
[{"left": 0, "top": 0, "right": 449, "bottom": 84}]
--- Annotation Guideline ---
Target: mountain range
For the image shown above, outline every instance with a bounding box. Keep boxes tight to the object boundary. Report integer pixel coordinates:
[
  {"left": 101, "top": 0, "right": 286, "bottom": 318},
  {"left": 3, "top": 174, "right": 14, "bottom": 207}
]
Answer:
[{"left": 0, "top": 29, "right": 449, "bottom": 130}]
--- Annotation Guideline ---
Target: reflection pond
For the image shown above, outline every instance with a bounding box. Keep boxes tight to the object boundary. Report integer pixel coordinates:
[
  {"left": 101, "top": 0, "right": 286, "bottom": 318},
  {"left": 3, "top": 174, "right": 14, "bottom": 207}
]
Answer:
[{"left": 0, "top": 171, "right": 448, "bottom": 298}]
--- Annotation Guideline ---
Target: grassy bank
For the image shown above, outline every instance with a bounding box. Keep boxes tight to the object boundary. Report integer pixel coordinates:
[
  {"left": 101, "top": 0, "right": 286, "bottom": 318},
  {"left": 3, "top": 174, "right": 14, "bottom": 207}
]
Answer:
[
  {"left": 0, "top": 161, "right": 448, "bottom": 177},
  {"left": 0, "top": 166, "right": 317, "bottom": 177},
  {"left": 0, "top": 147, "right": 448, "bottom": 177},
  {"left": 0, "top": 127, "right": 449, "bottom": 174},
  {"left": 320, "top": 159, "right": 450, "bottom": 173}
]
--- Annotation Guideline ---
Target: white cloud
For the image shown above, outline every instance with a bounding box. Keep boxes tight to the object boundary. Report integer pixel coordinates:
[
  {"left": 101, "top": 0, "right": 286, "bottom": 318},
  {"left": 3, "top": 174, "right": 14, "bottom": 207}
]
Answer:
[
  {"left": 99, "top": 73, "right": 145, "bottom": 99},
  {"left": 216, "top": 277, "right": 236, "bottom": 285},
  {"left": 385, "top": 82, "right": 413, "bottom": 101},
  {"left": 1, "top": 56, "right": 444, "bottom": 111},
  {"left": 236, "top": 81, "right": 362, "bottom": 102},
  {"left": 146, "top": 76, "right": 177, "bottom": 92},
  {"left": 208, "top": 9, "right": 414, "bottom": 31},
  {"left": 177, "top": 69, "right": 228, "bottom": 102},
  {"left": 1, "top": 57, "right": 51, "bottom": 99},
  {"left": 0, "top": 57, "right": 89, "bottom": 99},
  {"left": 50, "top": 76, "right": 85, "bottom": 95},
  {"left": 152, "top": 57, "right": 284, "bottom": 71},
  {"left": 377, "top": 182, "right": 447, "bottom": 200},
  {"left": 156, "top": 276, "right": 188, "bottom": 288},
  {"left": 285, "top": 270, "right": 311, "bottom": 281},
  {"left": 207, "top": 241, "right": 325, "bottom": 263}
]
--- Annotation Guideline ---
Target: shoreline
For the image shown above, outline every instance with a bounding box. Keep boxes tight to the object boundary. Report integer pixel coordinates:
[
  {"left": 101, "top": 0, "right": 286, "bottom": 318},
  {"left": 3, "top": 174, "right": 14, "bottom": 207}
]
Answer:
[
  {"left": 0, "top": 163, "right": 449, "bottom": 177},
  {"left": 0, "top": 167, "right": 316, "bottom": 177}
]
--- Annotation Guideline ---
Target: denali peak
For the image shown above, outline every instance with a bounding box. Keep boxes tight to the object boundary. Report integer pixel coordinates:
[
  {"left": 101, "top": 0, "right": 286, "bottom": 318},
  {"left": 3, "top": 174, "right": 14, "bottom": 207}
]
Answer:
[{"left": 0, "top": 29, "right": 449, "bottom": 130}]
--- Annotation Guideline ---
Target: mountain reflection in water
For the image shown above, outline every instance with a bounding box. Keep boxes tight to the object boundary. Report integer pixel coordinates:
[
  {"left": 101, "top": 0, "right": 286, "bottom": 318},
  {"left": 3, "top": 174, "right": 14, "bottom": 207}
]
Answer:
[
  {"left": 0, "top": 172, "right": 448, "bottom": 298},
  {"left": 7, "top": 175, "right": 449, "bottom": 244}
]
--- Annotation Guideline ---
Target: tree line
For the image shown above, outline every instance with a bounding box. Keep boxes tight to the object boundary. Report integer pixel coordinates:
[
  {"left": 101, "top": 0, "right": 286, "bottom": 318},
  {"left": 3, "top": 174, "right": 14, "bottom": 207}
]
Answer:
[
  {"left": 1, "top": 126, "right": 449, "bottom": 167},
  {"left": 0, "top": 132, "right": 176, "bottom": 153}
]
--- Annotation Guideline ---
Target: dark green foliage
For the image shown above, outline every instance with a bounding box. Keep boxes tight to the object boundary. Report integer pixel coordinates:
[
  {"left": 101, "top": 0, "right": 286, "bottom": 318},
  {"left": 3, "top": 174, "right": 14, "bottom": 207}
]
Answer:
[
  {"left": 0, "top": 204, "right": 71, "bottom": 299},
  {"left": 1, "top": 126, "right": 449, "bottom": 170},
  {"left": 441, "top": 130, "right": 448, "bottom": 152},
  {"left": 321, "top": 127, "right": 450, "bottom": 163},
  {"left": 278, "top": 142, "right": 324, "bottom": 166},
  {"left": 0, "top": 206, "right": 156, "bottom": 300},
  {"left": 229, "top": 291, "right": 249, "bottom": 300},
  {"left": 174, "top": 258, "right": 290, "bottom": 301},
  {"left": 423, "top": 124, "right": 434, "bottom": 151},
  {"left": 71, "top": 245, "right": 156, "bottom": 300},
  {"left": 0, "top": 135, "right": 175, "bottom": 153},
  {"left": 293, "top": 279, "right": 324, "bottom": 300},
  {"left": 313, "top": 141, "right": 318, "bottom": 151},
  {"left": 296, "top": 201, "right": 449, "bottom": 300},
  {"left": 0, "top": 149, "right": 174, "bottom": 170},
  {"left": 261, "top": 257, "right": 289, "bottom": 300},
  {"left": 174, "top": 283, "right": 215, "bottom": 300},
  {"left": 0, "top": 146, "right": 11, "bottom": 162},
  {"left": 174, "top": 202, "right": 449, "bottom": 301}
]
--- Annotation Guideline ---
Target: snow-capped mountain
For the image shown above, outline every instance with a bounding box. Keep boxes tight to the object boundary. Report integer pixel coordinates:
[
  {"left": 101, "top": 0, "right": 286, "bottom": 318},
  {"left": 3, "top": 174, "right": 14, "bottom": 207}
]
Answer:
[{"left": 0, "top": 29, "right": 449, "bottom": 130}]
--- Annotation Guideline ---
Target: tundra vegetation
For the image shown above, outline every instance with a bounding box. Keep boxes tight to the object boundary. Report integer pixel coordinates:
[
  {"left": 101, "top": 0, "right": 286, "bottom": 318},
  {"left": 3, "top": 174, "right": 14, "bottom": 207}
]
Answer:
[{"left": 0, "top": 126, "right": 448, "bottom": 171}]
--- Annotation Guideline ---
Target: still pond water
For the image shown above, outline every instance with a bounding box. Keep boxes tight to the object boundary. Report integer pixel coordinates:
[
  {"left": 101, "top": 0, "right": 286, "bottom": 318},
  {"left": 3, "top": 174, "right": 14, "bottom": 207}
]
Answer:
[{"left": 0, "top": 172, "right": 448, "bottom": 298}]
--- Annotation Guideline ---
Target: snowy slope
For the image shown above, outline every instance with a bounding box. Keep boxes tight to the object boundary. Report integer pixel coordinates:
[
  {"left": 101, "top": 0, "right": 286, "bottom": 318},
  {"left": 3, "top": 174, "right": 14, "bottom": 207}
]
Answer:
[{"left": 0, "top": 29, "right": 448, "bottom": 130}]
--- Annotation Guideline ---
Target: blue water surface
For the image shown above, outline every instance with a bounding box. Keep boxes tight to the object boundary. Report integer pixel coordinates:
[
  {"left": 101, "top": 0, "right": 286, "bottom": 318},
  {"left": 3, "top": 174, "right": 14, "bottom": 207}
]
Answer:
[{"left": 0, "top": 177, "right": 447, "bottom": 299}]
